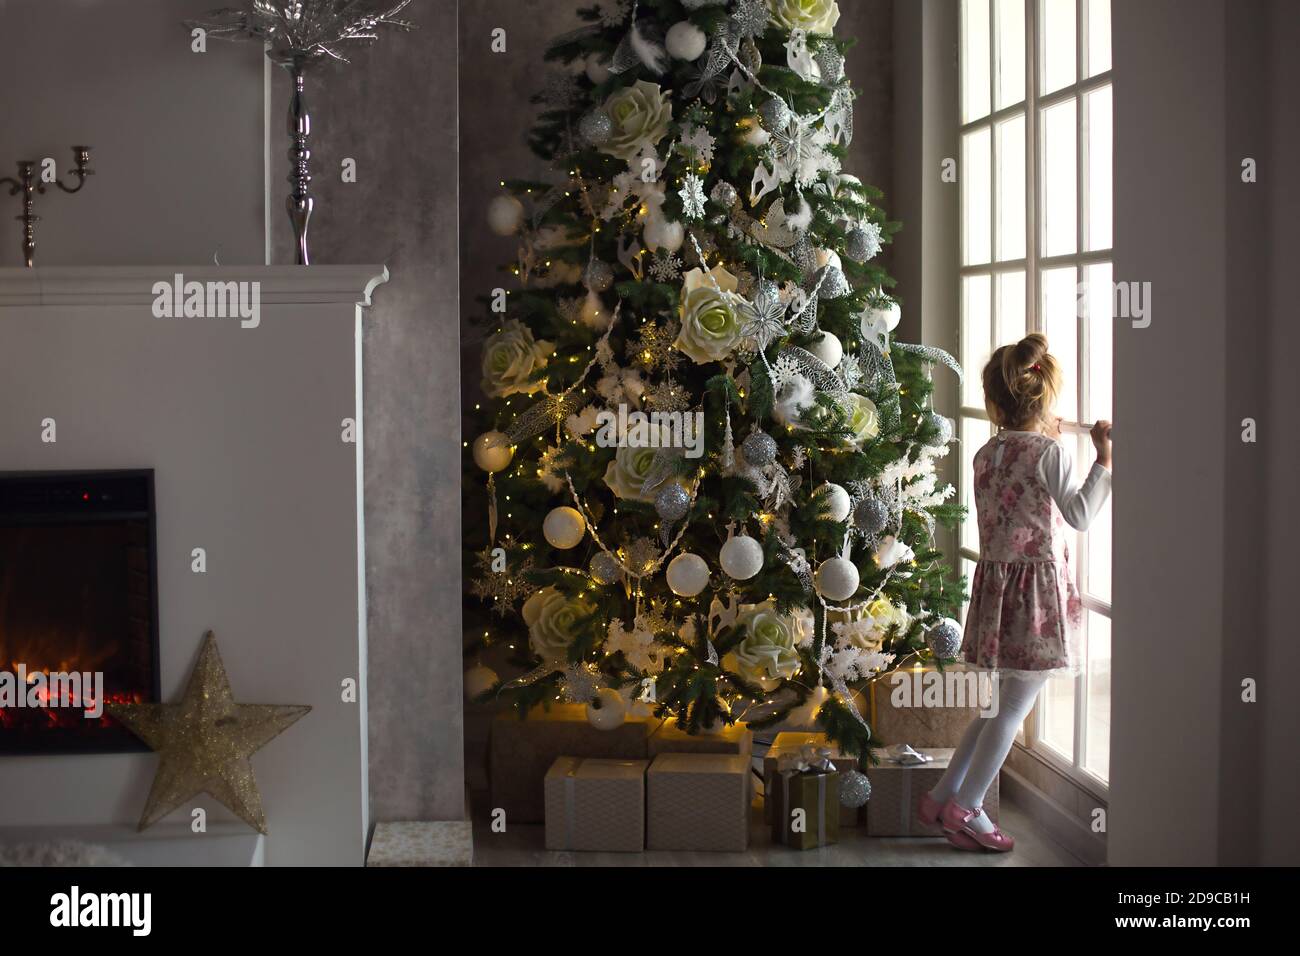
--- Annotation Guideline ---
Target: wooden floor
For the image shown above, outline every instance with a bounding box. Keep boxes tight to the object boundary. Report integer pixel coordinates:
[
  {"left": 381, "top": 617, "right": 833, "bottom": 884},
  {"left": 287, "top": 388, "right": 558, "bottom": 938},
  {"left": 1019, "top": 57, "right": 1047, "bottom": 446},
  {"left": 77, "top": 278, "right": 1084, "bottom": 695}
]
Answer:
[{"left": 470, "top": 797, "right": 1083, "bottom": 867}]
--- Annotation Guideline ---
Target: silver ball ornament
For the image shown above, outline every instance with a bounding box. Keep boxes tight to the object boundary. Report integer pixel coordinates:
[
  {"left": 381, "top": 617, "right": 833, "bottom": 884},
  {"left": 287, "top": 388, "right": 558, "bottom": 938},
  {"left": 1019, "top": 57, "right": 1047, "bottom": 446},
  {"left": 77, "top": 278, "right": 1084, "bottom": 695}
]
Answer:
[
  {"left": 854, "top": 496, "right": 889, "bottom": 534},
  {"left": 839, "top": 769, "right": 872, "bottom": 808},
  {"left": 817, "top": 264, "right": 851, "bottom": 299},
  {"left": 753, "top": 279, "right": 781, "bottom": 313},
  {"left": 582, "top": 259, "right": 615, "bottom": 293},
  {"left": 655, "top": 483, "right": 691, "bottom": 523},
  {"left": 758, "top": 96, "right": 792, "bottom": 131},
  {"left": 927, "top": 619, "right": 963, "bottom": 659},
  {"left": 815, "top": 45, "right": 846, "bottom": 85},
  {"left": 578, "top": 110, "right": 614, "bottom": 146},
  {"left": 845, "top": 226, "right": 875, "bottom": 263},
  {"left": 741, "top": 430, "right": 777, "bottom": 467},
  {"left": 922, "top": 411, "right": 955, "bottom": 447},
  {"left": 589, "top": 551, "right": 623, "bottom": 586},
  {"left": 710, "top": 181, "right": 739, "bottom": 209}
]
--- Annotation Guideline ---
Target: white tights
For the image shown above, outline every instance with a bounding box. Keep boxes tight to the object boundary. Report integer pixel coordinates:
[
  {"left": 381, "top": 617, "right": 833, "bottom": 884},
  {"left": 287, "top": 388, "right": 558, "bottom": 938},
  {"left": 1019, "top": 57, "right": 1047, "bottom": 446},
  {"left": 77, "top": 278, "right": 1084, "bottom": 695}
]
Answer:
[{"left": 929, "top": 673, "right": 1049, "bottom": 821}]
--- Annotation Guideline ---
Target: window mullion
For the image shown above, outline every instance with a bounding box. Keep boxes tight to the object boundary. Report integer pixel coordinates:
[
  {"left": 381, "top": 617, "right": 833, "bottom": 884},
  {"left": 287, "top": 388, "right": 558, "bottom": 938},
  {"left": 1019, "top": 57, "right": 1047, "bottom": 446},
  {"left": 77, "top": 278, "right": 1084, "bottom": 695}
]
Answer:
[{"left": 1025, "top": 0, "right": 1040, "bottom": 334}]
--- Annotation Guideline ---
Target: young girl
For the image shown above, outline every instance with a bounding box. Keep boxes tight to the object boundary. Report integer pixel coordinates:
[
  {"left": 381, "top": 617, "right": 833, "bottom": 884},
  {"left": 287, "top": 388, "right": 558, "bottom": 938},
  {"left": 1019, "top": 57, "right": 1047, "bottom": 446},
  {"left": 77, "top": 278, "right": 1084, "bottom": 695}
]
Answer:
[{"left": 918, "top": 333, "right": 1112, "bottom": 851}]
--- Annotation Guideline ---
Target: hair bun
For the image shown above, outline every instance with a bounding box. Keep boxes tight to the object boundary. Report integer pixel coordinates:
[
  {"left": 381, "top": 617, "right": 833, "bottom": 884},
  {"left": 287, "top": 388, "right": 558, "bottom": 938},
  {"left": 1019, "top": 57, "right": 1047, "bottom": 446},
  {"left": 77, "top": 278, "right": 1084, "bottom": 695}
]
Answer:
[{"left": 983, "top": 333, "right": 1062, "bottom": 429}]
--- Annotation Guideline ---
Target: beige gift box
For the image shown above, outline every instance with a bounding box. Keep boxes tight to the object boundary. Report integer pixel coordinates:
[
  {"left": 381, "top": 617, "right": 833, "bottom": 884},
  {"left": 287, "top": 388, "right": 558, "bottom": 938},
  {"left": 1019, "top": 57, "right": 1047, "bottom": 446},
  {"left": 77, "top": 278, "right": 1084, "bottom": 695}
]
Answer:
[
  {"left": 763, "top": 732, "right": 861, "bottom": 827},
  {"left": 646, "top": 720, "right": 753, "bottom": 758},
  {"left": 865, "top": 747, "right": 1000, "bottom": 836},
  {"left": 646, "top": 753, "right": 751, "bottom": 852},
  {"left": 489, "top": 703, "right": 649, "bottom": 823},
  {"left": 869, "top": 665, "right": 990, "bottom": 748},
  {"left": 544, "top": 757, "right": 648, "bottom": 852}
]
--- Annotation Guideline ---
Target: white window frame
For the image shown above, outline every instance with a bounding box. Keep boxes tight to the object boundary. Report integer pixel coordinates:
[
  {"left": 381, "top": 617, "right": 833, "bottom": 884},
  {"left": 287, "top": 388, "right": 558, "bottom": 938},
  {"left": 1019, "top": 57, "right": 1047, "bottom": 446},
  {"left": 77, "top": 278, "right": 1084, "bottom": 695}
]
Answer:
[{"left": 958, "top": 0, "right": 1112, "bottom": 794}]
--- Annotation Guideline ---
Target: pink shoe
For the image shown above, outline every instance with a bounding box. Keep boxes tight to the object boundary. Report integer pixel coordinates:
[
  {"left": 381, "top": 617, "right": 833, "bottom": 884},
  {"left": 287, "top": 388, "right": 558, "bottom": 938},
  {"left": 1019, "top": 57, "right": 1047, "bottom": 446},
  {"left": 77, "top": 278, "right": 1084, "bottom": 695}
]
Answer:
[
  {"left": 921, "top": 792, "right": 981, "bottom": 850},
  {"left": 940, "top": 799, "right": 1015, "bottom": 852}
]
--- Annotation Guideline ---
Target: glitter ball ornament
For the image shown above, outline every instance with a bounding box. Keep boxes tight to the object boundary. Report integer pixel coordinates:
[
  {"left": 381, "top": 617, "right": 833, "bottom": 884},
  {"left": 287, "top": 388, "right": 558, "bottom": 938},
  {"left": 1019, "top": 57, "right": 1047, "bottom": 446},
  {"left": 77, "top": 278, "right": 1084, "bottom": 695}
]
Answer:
[
  {"left": 927, "top": 618, "right": 963, "bottom": 659},
  {"left": 815, "top": 556, "right": 860, "bottom": 601},
  {"left": 582, "top": 258, "right": 615, "bottom": 293},
  {"left": 578, "top": 109, "right": 614, "bottom": 146},
  {"left": 741, "top": 430, "right": 777, "bottom": 467},
  {"left": 464, "top": 663, "right": 498, "bottom": 700},
  {"left": 543, "top": 506, "right": 587, "bottom": 549},
  {"left": 758, "top": 95, "right": 791, "bottom": 131},
  {"left": 589, "top": 551, "right": 623, "bottom": 586},
  {"left": 854, "top": 496, "right": 890, "bottom": 534},
  {"left": 710, "top": 180, "right": 739, "bottom": 209},
  {"left": 815, "top": 44, "right": 846, "bottom": 85},
  {"left": 586, "top": 687, "right": 627, "bottom": 730},
  {"left": 815, "top": 482, "right": 852, "bottom": 522},
  {"left": 472, "top": 431, "right": 514, "bottom": 472},
  {"left": 845, "top": 225, "right": 878, "bottom": 263},
  {"left": 753, "top": 279, "right": 781, "bottom": 313},
  {"left": 818, "top": 264, "right": 851, "bottom": 298},
  {"left": 719, "top": 533, "right": 764, "bottom": 580},
  {"left": 922, "top": 411, "right": 955, "bottom": 446},
  {"left": 487, "top": 195, "right": 525, "bottom": 237},
  {"left": 655, "top": 483, "right": 691, "bottom": 523},
  {"left": 666, "top": 552, "right": 710, "bottom": 597},
  {"left": 839, "top": 770, "right": 872, "bottom": 808}
]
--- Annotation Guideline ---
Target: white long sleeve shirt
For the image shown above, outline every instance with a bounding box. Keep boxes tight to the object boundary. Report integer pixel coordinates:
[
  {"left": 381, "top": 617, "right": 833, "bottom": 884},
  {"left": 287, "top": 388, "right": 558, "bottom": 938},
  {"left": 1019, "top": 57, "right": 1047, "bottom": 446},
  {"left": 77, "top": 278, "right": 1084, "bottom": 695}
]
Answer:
[{"left": 1035, "top": 438, "right": 1112, "bottom": 531}]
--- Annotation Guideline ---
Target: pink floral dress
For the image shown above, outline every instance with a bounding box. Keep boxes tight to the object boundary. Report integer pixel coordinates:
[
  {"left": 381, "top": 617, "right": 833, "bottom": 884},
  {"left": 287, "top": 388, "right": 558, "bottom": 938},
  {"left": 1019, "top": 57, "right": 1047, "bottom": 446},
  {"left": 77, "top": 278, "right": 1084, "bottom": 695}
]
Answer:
[{"left": 961, "top": 432, "right": 1083, "bottom": 677}]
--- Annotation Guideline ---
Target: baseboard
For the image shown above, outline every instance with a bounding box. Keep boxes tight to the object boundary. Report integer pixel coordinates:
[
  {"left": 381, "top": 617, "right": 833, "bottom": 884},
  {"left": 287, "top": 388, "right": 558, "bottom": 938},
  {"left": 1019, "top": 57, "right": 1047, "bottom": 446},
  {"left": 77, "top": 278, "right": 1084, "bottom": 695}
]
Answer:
[{"left": 1001, "top": 766, "right": 1107, "bottom": 866}]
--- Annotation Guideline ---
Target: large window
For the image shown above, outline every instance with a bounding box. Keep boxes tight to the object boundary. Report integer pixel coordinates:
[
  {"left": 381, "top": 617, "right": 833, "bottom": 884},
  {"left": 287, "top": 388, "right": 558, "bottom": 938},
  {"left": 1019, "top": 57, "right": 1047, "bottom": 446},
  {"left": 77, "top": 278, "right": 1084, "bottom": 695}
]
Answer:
[{"left": 958, "top": 0, "right": 1112, "bottom": 789}]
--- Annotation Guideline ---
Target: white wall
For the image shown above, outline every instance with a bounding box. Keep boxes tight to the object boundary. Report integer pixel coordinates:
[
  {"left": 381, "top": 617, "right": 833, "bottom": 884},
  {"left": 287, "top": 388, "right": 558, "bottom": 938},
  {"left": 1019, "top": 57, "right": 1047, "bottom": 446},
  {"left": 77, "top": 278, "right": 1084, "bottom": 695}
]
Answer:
[{"left": 0, "top": 266, "right": 381, "bottom": 866}]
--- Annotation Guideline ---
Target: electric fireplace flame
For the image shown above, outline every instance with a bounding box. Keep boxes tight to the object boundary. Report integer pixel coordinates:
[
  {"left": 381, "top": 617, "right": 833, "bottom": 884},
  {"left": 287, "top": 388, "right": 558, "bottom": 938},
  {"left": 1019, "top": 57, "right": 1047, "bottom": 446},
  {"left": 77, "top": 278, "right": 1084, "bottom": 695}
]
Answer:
[{"left": 0, "top": 471, "right": 159, "bottom": 754}]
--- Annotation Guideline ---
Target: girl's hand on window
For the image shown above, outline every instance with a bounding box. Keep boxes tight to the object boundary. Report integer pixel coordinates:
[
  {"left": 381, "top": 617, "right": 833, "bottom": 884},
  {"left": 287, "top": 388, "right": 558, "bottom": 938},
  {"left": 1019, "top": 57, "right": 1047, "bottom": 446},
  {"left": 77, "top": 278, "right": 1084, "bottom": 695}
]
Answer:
[{"left": 1091, "top": 420, "right": 1113, "bottom": 469}]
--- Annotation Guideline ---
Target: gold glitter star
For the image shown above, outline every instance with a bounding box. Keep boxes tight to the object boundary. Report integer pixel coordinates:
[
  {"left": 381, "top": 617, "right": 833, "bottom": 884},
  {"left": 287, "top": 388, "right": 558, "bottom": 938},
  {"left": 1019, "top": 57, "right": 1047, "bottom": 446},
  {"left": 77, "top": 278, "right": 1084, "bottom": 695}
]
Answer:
[{"left": 107, "top": 631, "right": 310, "bottom": 834}]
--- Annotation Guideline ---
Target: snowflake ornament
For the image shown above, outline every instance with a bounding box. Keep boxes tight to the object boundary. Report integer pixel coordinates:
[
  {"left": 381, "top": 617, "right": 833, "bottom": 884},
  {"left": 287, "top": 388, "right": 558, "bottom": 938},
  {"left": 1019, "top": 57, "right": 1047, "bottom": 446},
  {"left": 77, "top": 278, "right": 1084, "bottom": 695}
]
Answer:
[
  {"left": 645, "top": 379, "right": 690, "bottom": 412},
  {"left": 595, "top": 0, "right": 632, "bottom": 27},
  {"left": 649, "top": 250, "right": 683, "bottom": 283},
  {"left": 680, "top": 124, "right": 717, "bottom": 166},
  {"left": 629, "top": 320, "right": 682, "bottom": 373},
  {"left": 469, "top": 548, "right": 536, "bottom": 617},
  {"left": 679, "top": 173, "right": 708, "bottom": 220},
  {"left": 731, "top": 0, "right": 771, "bottom": 40}
]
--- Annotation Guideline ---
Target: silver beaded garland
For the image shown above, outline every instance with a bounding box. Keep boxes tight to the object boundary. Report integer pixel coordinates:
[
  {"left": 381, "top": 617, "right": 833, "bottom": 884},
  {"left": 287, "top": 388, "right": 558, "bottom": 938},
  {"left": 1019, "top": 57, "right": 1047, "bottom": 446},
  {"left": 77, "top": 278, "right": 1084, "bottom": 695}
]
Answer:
[
  {"left": 578, "top": 110, "right": 614, "bottom": 146},
  {"left": 758, "top": 95, "right": 791, "bottom": 131},
  {"left": 927, "top": 620, "right": 963, "bottom": 659},
  {"left": 741, "top": 430, "right": 777, "bottom": 467},
  {"left": 854, "top": 496, "right": 889, "bottom": 534},
  {"left": 655, "top": 483, "right": 691, "bottom": 523},
  {"left": 839, "top": 769, "right": 872, "bottom": 808},
  {"left": 582, "top": 259, "right": 615, "bottom": 293},
  {"left": 589, "top": 551, "right": 623, "bottom": 586}
]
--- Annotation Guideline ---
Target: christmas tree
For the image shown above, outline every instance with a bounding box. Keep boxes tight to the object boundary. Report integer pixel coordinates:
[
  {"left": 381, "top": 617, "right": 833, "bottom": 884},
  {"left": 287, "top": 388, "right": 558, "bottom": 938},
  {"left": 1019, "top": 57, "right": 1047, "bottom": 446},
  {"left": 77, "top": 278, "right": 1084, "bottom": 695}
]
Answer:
[{"left": 465, "top": 0, "right": 965, "bottom": 765}]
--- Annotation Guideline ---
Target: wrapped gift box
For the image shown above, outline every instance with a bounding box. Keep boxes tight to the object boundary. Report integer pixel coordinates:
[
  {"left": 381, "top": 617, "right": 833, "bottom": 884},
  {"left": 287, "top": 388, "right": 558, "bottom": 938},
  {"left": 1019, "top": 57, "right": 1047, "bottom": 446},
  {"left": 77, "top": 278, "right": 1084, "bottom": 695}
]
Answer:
[
  {"left": 864, "top": 747, "right": 1000, "bottom": 836},
  {"left": 763, "top": 733, "right": 862, "bottom": 827},
  {"left": 489, "top": 704, "right": 649, "bottom": 823},
  {"left": 646, "top": 720, "right": 753, "bottom": 758},
  {"left": 646, "top": 753, "right": 750, "bottom": 852},
  {"left": 869, "top": 665, "right": 991, "bottom": 748},
  {"left": 770, "top": 765, "right": 840, "bottom": 850},
  {"left": 544, "top": 757, "right": 648, "bottom": 852}
]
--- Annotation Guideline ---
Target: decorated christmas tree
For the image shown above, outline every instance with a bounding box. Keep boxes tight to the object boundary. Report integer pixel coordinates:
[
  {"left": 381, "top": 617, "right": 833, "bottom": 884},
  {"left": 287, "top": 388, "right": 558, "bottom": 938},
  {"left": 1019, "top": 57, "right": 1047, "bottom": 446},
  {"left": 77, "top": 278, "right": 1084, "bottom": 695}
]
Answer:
[{"left": 465, "top": 0, "right": 965, "bottom": 765}]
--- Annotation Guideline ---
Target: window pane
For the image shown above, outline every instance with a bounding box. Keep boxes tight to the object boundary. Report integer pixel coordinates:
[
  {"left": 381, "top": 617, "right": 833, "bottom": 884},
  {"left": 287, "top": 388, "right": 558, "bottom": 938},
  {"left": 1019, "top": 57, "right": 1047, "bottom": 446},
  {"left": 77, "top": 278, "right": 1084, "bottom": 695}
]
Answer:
[
  {"left": 962, "top": 128, "right": 992, "bottom": 265},
  {"left": 1084, "top": 84, "right": 1112, "bottom": 251},
  {"left": 1040, "top": 98, "right": 1077, "bottom": 257},
  {"left": 1087, "top": 490, "right": 1112, "bottom": 604},
  {"left": 995, "top": 0, "right": 1025, "bottom": 108},
  {"left": 1086, "top": 0, "right": 1111, "bottom": 76},
  {"left": 960, "top": 418, "right": 983, "bottom": 553},
  {"left": 1040, "top": 0, "right": 1077, "bottom": 95},
  {"left": 1084, "top": 261, "right": 1112, "bottom": 423},
  {"left": 962, "top": 0, "right": 992, "bottom": 122},
  {"left": 996, "top": 114, "right": 1026, "bottom": 261},
  {"left": 1040, "top": 266, "right": 1079, "bottom": 422},
  {"left": 1040, "top": 673, "right": 1076, "bottom": 760},
  {"left": 1084, "top": 610, "right": 1111, "bottom": 779},
  {"left": 961, "top": 274, "right": 992, "bottom": 407},
  {"left": 960, "top": 557, "right": 978, "bottom": 624},
  {"left": 997, "top": 270, "right": 1026, "bottom": 345}
]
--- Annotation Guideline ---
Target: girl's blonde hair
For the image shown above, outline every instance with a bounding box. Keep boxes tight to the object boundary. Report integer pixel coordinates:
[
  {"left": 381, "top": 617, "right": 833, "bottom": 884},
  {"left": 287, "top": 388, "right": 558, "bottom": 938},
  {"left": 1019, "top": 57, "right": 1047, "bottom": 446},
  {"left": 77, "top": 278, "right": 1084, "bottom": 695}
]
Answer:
[{"left": 982, "top": 332, "right": 1063, "bottom": 429}]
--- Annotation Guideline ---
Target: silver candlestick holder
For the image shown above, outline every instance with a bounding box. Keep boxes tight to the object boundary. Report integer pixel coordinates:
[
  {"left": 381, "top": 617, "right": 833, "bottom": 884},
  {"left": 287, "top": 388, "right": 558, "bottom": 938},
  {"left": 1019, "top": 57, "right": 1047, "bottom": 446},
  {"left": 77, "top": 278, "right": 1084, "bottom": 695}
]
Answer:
[{"left": 1, "top": 147, "right": 93, "bottom": 268}]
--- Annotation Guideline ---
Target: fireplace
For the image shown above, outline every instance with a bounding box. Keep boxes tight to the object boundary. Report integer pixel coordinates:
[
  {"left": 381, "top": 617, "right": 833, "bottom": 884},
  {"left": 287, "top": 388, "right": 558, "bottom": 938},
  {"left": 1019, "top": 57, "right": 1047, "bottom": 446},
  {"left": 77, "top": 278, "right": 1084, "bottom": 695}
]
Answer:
[{"left": 0, "top": 471, "right": 160, "bottom": 754}]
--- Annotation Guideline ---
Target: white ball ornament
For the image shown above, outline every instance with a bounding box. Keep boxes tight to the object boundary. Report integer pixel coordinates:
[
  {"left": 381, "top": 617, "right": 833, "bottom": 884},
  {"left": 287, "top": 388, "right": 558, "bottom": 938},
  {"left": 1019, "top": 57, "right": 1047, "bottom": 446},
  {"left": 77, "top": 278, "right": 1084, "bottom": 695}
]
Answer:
[
  {"left": 860, "top": 298, "right": 902, "bottom": 334},
  {"left": 815, "top": 482, "right": 852, "bottom": 523},
  {"left": 815, "top": 557, "right": 860, "bottom": 602},
  {"left": 665, "top": 21, "right": 707, "bottom": 61},
  {"left": 487, "top": 194, "right": 524, "bottom": 237},
  {"left": 463, "top": 663, "right": 498, "bottom": 700},
  {"left": 815, "top": 247, "right": 843, "bottom": 272},
  {"left": 666, "top": 552, "right": 710, "bottom": 597},
  {"left": 585, "top": 53, "right": 611, "bottom": 84},
  {"left": 543, "top": 506, "right": 586, "bottom": 550},
  {"left": 472, "top": 432, "right": 514, "bottom": 473},
  {"left": 807, "top": 331, "right": 843, "bottom": 369},
  {"left": 643, "top": 215, "right": 685, "bottom": 253},
  {"left": 586, "top": 687, "right": 628, "bottom": 730},
  {"left": 719, "top": 534, "right": 764, "bottom": 581}
]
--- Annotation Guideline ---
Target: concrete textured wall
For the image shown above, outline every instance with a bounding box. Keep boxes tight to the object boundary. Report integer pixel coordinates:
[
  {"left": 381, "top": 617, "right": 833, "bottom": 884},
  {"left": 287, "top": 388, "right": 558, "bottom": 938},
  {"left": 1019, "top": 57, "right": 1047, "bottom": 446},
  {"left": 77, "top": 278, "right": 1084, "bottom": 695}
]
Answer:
[{"left": 269, "top": 0, "right": 465, "bottom": 824}]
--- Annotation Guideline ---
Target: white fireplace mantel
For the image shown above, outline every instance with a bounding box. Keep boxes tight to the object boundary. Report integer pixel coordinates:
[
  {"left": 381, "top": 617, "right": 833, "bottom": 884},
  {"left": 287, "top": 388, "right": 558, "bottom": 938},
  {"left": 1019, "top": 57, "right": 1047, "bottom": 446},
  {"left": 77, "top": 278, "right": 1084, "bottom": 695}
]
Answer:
[{"left": 0, "top": 264, "right": 387, "bottom": 867}]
